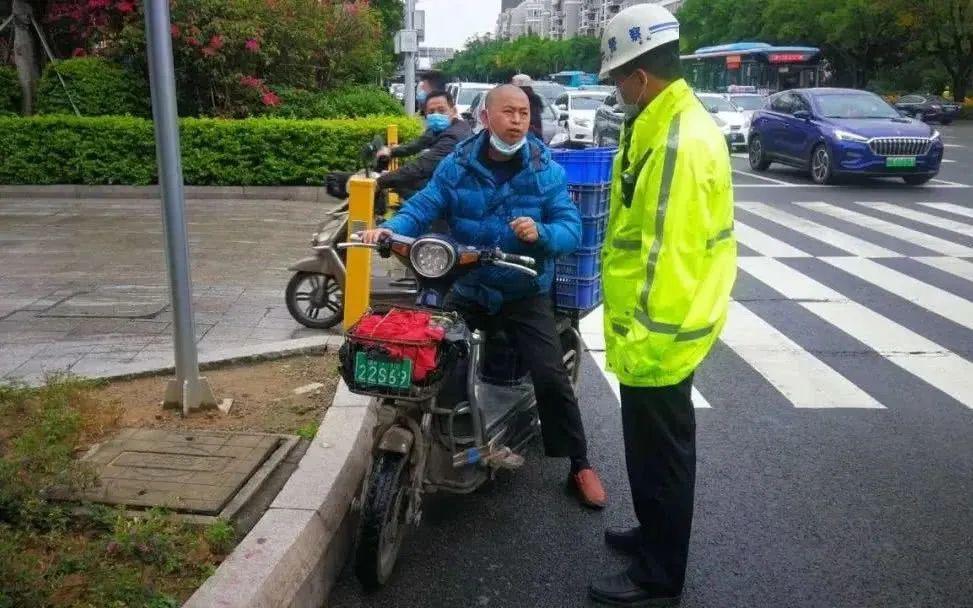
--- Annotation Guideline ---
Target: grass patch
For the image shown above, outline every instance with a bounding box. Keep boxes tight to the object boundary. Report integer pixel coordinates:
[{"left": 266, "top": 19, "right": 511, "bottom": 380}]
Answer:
[
  {"left": 294, "top": 421, "right": 319, "bottom": 440},
  {"left": 0, "top": 376, "right": 226, "bottom": 608}
]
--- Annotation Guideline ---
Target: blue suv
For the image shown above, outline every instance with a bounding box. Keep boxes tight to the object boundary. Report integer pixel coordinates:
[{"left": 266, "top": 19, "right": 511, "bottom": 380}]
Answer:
[{"left": 748, "top": 88, "right": 944, "bottom": 185}]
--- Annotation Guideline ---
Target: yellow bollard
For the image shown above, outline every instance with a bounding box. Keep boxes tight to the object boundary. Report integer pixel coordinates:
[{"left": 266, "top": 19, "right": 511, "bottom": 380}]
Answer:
[
  {"left": 343, "top": 176, "right": 375, "bottom": 329},
  {"left": 386, "top": 124, "right": 400, "bottom": 211}
]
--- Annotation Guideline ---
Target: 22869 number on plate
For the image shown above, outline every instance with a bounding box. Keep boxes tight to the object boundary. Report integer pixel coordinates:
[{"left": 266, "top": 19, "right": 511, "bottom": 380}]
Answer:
[{"left": 354, "top": 352, "right": 413, "bottom": 389}]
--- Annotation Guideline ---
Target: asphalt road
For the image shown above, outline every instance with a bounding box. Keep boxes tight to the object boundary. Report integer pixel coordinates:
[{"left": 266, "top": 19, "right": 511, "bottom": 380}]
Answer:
[{"left": 328, "top": 122, "right": 973, "bottom": 608}]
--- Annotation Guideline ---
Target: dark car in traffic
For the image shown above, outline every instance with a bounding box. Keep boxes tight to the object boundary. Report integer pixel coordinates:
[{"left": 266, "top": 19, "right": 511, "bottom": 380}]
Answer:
[
  {"left": 748, "top": 88, "right": 944, "bottom": 185},
  {"left": 893, "top": 94, "right": 961, "bottom": 125},
  {"left": 593, "top": 90, "right": 625, "bottom": 147}
]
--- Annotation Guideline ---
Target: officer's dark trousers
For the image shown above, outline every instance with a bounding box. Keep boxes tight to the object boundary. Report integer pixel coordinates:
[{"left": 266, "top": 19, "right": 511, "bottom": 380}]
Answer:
[
  {"left": 446, "top": 294, "right": 588, "bottom": 460},
  {"left": 620, "top": 373, "right": 696, "bottom": 595}
]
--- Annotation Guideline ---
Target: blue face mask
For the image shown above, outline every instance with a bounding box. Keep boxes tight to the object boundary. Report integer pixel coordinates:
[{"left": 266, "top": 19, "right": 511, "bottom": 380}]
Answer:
[
  {"left": 489, "top": 132, "right": 527, "bottom": 156},
  {"left": 426, "top": 113, "right": 451, "bottom": 134}
]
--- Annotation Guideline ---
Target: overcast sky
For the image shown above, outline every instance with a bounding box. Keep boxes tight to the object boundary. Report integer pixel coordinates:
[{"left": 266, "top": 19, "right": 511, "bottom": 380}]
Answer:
[{"left": 416, "top": 0, "right": 501, "bottom": 50}]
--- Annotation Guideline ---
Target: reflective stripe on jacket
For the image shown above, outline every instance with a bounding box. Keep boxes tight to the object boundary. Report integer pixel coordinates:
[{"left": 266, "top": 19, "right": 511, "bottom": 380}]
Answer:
[{"left": 602, "top": 78, "right": 736, "bottom": 387}]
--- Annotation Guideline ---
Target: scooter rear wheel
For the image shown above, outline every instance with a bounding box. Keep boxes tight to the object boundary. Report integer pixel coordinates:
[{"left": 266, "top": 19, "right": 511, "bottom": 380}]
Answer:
[
  {"left": 285, "top": 271, "right": 343, "bottom": 329},
  {"left": 355, "top": 452, "right": 410, "bottom": 589}
]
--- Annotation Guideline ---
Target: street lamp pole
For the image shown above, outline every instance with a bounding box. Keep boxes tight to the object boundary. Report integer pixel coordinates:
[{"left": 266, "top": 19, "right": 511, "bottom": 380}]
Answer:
[
  {"left": 403, "top": 0, "right": 416, "bottom": 117},
  {"left": 144, "top": 0, "right": 215, "bottom": 415}
]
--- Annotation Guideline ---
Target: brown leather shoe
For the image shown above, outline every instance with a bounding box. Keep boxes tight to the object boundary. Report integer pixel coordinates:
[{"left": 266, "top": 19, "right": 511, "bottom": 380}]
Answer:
[{"left": 571, "top": 467, "right": 607, "bottom": 509}]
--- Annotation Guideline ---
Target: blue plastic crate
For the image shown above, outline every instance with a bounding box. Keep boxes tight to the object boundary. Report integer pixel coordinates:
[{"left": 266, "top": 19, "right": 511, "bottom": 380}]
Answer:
[
  {"left": 551, "top": 147, "right": 615, "bottom": 185},
  {"left": 555, "top": 274, "right": 602, "bottom": 310},
  {"left": 581, "top": 213, "right": 608, "bottom": 248},
  {"left": 556, "top": 247, "right": 601, "bottom": 278},
  {"left": 568, "top": 184, "right": 610, "bottom": 217}
]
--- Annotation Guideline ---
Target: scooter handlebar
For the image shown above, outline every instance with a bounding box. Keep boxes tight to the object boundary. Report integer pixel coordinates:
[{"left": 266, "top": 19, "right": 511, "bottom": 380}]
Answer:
[{"left": 491, "top": 259, "right": 538, "bottom": 277}]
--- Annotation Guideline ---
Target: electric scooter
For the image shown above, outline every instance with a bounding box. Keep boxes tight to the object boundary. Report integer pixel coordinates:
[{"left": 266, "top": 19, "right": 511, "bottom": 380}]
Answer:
[{"left": 337, "top": 231, "right": 583, "bottom": 589}]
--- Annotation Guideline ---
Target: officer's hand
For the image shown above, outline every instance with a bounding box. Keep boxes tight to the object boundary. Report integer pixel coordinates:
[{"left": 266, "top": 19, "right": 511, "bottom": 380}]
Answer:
[
  {"left": 510, "top": 217, "right": 539, "bottom": 243},
  {"left": 360, "top": 228, "right": 392, "bottom": 244}
]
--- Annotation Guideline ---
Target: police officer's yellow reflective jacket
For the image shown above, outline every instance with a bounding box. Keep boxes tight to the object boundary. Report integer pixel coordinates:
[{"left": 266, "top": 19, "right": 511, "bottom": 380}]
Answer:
[{"left": 602, "top": 78, "right": 736, "bottom": 387}]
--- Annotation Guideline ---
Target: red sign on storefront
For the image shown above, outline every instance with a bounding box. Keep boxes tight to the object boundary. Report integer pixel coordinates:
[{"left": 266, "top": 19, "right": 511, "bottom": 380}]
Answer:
[{"left": 726, "top": 54, "right": 742, "bottom": 68}]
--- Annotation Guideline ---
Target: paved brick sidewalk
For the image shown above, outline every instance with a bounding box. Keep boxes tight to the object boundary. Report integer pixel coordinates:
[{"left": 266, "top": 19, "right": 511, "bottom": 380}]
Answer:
[{"left": 0, "top": 196, "right": 336, "bottom": 382}]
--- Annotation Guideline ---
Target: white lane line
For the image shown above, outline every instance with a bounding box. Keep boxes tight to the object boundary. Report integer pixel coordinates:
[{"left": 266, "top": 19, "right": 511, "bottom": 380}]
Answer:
[
  {"left": 919, "top": 202, "right": 973, "bottom": 219},
  {"left": 796, "top": 202, "right": 973, "bottom": 256},
  {"left": 721, "top": 302, "right": 883, "bottom": 408},
  {"left": 913, "top": 256, "right": 973, "bottom": 283},
  {"left": 943, "top": 143, "right": 966, "bottom": 148},
  {"left": 740, "top": 258, "right": 973, "bottom": 409},
  {"left": 735, "top": 184, "right": 827, "bottom": 188},
  {"left": 580, "top": 307, "right": 711, "bottom": 408},
  {"left": 930, "top": 178, "right": 971, "bottom": 188},
  {"left": 941, "top": 159, "right": 956, "bottom": 163},
  {"left": 737, "top": 201, "right": 899, "bottom": 257},
  {"left": 734, "top": 219, "right": 811, "bottom": 257},
  {"left": 853, "top": 202, "right": 973, "bottom": 237},
  {"left": 733, "top": 169, "right": 794, "bottom": 185},
  {"left": 821, "top": 257, "right": 973, "bottom": 330}
]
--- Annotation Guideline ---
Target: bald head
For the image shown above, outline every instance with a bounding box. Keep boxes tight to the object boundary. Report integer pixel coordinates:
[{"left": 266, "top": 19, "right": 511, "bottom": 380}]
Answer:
[{"left": 481, "top": 84, "right": 531, "bottom": 148}]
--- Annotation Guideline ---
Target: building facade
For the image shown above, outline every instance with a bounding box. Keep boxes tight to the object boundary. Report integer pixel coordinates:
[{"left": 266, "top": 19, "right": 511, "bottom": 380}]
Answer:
[{"left": 498, "top": 0, "right": 682, "bottom": 41}]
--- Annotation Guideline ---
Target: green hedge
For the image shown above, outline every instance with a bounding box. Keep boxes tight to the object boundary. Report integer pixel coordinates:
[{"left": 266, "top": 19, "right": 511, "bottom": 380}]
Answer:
[
  {"left": 0, "top": 66, "right": 20, "bottom": 115},
  {"left": 36, "top": 58, "right": 150, "bottom": 117},
  {"left": 261, "top": 85, "right": 404, "bottom": 119},
  {"left": 0, "top": 115, "right": 422, "bottom": 185}
]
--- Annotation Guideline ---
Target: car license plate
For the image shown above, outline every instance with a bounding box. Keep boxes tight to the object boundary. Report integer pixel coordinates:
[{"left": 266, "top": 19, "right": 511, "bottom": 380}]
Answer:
[
  {"left": 354, "top": 352, "right": 412, "bottom": 389},
  {"left": 886, "top": 156, "right": 917, "bottom": 169}
]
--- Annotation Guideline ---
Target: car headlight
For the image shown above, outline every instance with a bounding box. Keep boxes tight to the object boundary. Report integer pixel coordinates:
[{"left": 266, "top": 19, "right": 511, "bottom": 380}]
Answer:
[
  {"left": 409, "top": 238, "right": 455, "bottom": 279},
  {"left": 931, "top": 130, "right": 941, "bottom": 140},
  {"left": 573, "top": 118, "right": 591, "bottom": 127},
  {"left": 712, "top": 115, "right": 726, "bottom": 127},
  {"left": 550, "top": 132, "right": 569, "bottom": 146},
  {"left": 834, "top": 129, "right": 869, "bottom": 143}
]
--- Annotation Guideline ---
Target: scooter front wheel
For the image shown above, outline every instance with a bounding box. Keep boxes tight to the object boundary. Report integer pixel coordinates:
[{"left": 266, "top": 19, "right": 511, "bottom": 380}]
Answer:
[
  {"left": 355, "top": 452, "right": 410, "bottom": 589},
  {"left": 285, "top": 272, "right": 343, "bottom": 329}
]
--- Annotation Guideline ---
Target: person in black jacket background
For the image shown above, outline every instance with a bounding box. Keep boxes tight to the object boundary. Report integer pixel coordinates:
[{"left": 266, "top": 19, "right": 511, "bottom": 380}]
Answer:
[
  {"left": 512, "top": 73, "right": 545, "bottom": 140},
  {"left": 377, "top": 90, "right": 473, "bottom": 200}
]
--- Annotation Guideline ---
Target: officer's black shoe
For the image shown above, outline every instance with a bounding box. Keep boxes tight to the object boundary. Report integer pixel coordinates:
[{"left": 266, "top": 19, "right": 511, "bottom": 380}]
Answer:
[
  {"left": 588, "top": 573, "right": 681, "bottom": 607},
  {"left": 604, "top": 526, "right": 641, "bottom": 555}
]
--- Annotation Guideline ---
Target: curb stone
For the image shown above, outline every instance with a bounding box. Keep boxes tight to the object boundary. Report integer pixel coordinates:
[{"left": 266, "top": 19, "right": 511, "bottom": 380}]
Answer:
[
  {"left": 0, "top": 185, "right": 336, "bottom": 203},
  {"left": 184, "top": 379, "right": 374, "bottom": 608}
]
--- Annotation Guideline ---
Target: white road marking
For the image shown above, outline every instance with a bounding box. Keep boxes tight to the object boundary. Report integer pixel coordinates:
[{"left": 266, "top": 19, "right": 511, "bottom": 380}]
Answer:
[
  {"left": 941, "top": 159, "right": 956, "bottom": 163},
  {"left": 734, "top": 220, "right": 811, "bottom": 257},
  {"left": 740, "top": 258, "right": 973, "bottom": 409},
  {"left": 733, "top": 169, "right": 794, "bottom": 185},
  {"left": 580, "top": 307, "right": 711, "bottom": 408},
  {"left": 721, "top": 302, "right": 883, "bottom": 408},
  {"left": 796, "top": 202, "right": 973, "bottom": 256},
  {"left": 919, "top": 202, "right": 973, "bottom": 219},
  {"left": 737, "top": 201, "right": 899, "bottom": 257},
  {"left": 853, "top": 202, "right": 973, "bottom": 237},
  {"left": 821, "top": 257, "right": 973, "bottom": 330},
  {"left": 913, "top": 256, "right": 973, "bottom": 283},
  {"left": 929, "top": 178, "right": 971, "bottom": 188},
  {"left": 943, "top": 143, "right": 965, "bottom": 148}
]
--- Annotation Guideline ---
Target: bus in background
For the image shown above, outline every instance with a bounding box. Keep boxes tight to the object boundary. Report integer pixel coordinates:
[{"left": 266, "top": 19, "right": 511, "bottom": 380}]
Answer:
[
  {"left": 681, "top": 42, "right": 825, "bottom": 96},
  {"left": 549, "top": 70, "right": 599, "bottom": 88}
]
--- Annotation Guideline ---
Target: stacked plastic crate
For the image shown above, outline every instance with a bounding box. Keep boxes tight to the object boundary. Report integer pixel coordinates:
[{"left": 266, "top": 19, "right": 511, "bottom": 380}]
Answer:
[{"left": 550, "top": 147, "right": 615, "bottom": 316}]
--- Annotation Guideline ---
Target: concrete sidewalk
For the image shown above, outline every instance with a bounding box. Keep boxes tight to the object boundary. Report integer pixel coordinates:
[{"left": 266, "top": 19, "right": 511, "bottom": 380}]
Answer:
[{"left": 0, "top": 195, "right": 333, "bottom": 382}]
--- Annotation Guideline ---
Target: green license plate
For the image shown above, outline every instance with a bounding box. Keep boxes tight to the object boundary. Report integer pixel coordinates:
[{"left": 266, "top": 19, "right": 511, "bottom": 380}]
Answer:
[
  {"left": 354, "top": 352, "right": 412, "bottom": 389},
  {"left": 886, "top": 156, "right": 917, "bottom": 168}
]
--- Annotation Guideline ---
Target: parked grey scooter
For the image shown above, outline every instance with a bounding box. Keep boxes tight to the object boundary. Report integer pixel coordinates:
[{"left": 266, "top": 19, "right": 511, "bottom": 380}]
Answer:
[{"left": 285, "top": 137, "right": 416, "bottom": 329}]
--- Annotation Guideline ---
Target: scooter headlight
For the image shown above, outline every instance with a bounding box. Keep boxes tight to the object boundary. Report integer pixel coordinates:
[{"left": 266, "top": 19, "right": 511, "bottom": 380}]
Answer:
[{"left": 410, "top": 238, "right": 456, "bottom": 278}]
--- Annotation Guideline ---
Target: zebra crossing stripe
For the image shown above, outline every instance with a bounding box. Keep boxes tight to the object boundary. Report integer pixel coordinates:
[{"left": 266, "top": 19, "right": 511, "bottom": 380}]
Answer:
[
  {"left": 853, "top": 202, "right": 973, "bottom": 238},
  {"left": 722, "top": 302, "right": 883, "bottom": 408},
  {"left": 740, "top": 257, "right": 973, "bottom": 410},
  {"left": 913, "top": 256, "right": 973, "bottom": 283},
  {"left": 821, "top": 257, "right": 973, "bottom": 331},
  {"left": 734, "top": 220, "right": 811, "bottom": 257},
  {"left": 737, "top": 201, "right": 898, "bottom": 257},
  {"left": 796, "top": 202, "right": 973, "bottom": 257},
  {"left": 918, "top": 202, "right": 973, "bottom": 220}
]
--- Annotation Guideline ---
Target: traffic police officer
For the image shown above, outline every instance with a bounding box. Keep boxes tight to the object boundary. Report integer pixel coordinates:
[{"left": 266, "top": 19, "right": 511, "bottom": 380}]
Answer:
[{"left": 589, "top": 4, "right": 737, "bottom": 606}]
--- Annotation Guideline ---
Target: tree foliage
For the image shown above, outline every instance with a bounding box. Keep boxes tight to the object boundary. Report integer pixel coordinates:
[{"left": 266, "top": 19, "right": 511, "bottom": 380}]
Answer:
[
  {"left": 441, "top": 35, "right": 601, "bottom": 82},
  {"left": 679, "top": 0, "right": 973, "bottom": 100}
]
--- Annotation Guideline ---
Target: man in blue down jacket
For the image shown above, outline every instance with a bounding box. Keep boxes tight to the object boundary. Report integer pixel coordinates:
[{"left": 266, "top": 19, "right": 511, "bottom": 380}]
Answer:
[{"left": 362, "top": 84, "right": 607, "bottom": 508}]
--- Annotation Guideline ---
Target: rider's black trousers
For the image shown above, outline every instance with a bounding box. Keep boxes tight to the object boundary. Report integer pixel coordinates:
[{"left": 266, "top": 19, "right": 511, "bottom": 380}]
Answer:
[
  {"left": 620, "top": 374, "right": 696, "bottom": 595},
  {"left": 445, "top": 293, "right": 589, "bottom": 461}
]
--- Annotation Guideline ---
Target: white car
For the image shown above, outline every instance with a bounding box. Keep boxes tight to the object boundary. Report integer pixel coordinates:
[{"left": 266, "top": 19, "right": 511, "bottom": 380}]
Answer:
[
  {"left": 726, "top": 93, "right": 765, "bottom": 122},
  {"left": 554, "top": 91, "right": 611, "bottom": 146},
  {"left": 697, "top": 93, "right": 750, "bottom": 151},
  {"left": 451, "top": 82, "right": 493, "bottom": 117}
]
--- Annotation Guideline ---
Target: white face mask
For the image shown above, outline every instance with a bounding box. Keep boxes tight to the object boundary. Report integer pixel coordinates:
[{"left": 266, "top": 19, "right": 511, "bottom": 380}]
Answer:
[{"left": 489, "top": 132, "right": 527, "bottom": 156}]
